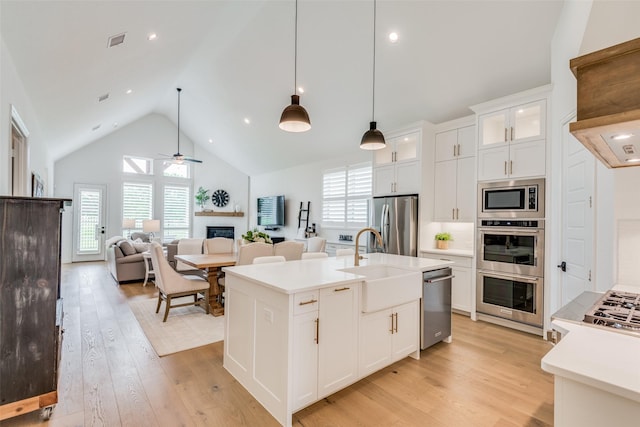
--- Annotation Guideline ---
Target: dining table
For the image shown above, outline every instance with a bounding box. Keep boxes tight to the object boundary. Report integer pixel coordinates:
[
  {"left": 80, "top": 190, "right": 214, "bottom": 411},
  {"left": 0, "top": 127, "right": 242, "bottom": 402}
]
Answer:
[{"left": 174, "top": 253, "right": 237, "bottom": 316}]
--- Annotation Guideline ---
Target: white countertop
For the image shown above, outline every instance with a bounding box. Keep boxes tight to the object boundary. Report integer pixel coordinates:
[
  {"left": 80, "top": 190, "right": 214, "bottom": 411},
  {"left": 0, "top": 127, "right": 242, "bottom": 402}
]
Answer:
[
  {"left": 223, "top": 253, "right": 453, "bottom": 294},
  {"left": 420, "top": 248, "right": 474, "bottom": 258},
  {"left": 541, "top": 285, "right": 640, "bottom": 404}
]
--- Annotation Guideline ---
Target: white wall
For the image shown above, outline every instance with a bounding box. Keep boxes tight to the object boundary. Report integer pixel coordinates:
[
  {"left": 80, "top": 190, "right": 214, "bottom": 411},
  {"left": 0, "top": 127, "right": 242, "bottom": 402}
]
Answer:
[
  {"left": 0, "top": 38, "right": 53, "bottom": 196},
  {"left": 250, "top": 151, "right": 371, "bottom": 245},
  {"left": 55, "top": 113, "right": 248, "bottom": 262}
]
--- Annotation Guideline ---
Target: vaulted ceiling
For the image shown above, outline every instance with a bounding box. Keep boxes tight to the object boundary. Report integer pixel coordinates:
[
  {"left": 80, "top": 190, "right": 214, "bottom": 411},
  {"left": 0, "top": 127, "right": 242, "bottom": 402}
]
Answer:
[{"left": 1, "top": 0, "right": 564, "bottom": 175}]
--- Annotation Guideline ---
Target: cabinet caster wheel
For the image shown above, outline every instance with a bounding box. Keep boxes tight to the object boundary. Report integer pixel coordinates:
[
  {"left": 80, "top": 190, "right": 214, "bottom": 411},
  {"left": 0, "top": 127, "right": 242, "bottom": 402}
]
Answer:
[{"left": 41, "top": 406, "right": 54, "bottom": 421}]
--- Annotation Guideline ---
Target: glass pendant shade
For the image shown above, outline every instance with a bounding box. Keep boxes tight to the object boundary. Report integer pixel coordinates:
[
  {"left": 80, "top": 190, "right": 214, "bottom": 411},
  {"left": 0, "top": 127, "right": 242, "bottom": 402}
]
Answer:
[
  {"left": 279, "top": 94, "right": 311, "bottom": 132},
  {"left": 360, "top": 121, "right": 386, "bottom": 150}
]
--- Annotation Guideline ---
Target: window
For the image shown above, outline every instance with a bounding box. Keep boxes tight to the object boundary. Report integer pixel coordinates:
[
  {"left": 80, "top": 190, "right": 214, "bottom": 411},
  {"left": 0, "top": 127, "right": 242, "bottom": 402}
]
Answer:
[
  {"left": 322, "top": 163, "right": 372, "bottom": 228},
  {"left": 122, "top": 182, "right": 153, "bottom": 234},
  {"left": 163, "top": 185, "right": 190, "bottom": 241},
  {"left": 163, "top": 161, "right": 189, "bottom": 178},
  {"left": 123, "top": 156, "right": 153, "bottom": 175}
]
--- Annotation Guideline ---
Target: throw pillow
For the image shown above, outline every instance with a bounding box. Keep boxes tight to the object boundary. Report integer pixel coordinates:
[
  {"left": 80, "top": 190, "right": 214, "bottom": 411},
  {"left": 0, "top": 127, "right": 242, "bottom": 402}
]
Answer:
[
  {"left": 131, "top": 232, "right": 150, "bottom": 243},
  {"left": 133, "top": 242, "right": 150, "bottom": 253},
  {"left": 118, "top": 240, "right": 137, "bottom": 256}
]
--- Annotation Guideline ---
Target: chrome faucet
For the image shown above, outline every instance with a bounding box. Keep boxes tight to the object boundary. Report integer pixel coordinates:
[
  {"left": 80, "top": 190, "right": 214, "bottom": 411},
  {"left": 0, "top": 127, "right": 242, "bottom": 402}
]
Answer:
[{"left": 354, "top": 227, "right": 383, "bottom": 266}]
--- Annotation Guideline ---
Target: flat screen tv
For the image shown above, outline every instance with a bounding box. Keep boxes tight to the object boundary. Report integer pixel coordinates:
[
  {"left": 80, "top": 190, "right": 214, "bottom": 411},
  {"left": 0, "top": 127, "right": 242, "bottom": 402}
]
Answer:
[{"left": 257, "top": 195, "right": 285, "bottom": 229}]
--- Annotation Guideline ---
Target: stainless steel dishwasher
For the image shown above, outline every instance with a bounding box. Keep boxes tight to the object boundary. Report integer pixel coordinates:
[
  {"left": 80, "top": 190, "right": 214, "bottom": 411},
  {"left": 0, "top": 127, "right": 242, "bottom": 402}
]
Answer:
[{"left": 421, "top": 267, "right": 453, "bottom": 349}]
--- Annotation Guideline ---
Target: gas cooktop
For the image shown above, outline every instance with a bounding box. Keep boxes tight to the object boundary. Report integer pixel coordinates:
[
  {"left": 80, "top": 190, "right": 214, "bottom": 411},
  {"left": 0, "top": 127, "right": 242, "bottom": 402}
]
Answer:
[{"left": 583, "top": 289, "right": 640, "bottom": 335}]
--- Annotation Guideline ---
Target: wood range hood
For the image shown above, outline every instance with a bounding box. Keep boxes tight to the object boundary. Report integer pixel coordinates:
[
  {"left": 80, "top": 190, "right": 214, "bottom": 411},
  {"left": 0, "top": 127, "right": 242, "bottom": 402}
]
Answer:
[{"left": 570, "top": 37, "right": 640, "bottom": 168}]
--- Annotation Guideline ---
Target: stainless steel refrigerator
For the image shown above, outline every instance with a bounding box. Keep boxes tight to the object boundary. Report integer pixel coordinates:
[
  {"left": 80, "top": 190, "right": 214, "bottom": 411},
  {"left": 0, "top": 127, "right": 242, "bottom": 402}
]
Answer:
[{"left": 368, "top": 194, "right": 419, "bottom": 256}]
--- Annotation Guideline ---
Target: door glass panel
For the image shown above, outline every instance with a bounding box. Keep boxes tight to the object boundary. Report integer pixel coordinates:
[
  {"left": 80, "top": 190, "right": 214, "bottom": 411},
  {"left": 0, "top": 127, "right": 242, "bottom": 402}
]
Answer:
[
  {"left": 513, "top": 104, "right": 541, "bottom": 140},
  {"left": 482, "top": 276, "right": 535, "bottom": 313},
  {"left": 482, "top": 233, "right": 535, "bottom": 266},
  {"left": 394, "top": 132, "right": 418, "bottom": 162},
  {"left": 77, "top": 189, "right": 101, "bottom": 254},
  {"left": 481, "top": 112, "right": 507, "bottom": 146}
]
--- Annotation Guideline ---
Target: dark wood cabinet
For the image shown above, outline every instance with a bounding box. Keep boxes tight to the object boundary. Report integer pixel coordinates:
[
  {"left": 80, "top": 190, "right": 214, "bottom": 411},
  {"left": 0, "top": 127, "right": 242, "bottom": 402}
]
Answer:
[{"left": 0, "top": 196, "right": 70, "bottom": 421}]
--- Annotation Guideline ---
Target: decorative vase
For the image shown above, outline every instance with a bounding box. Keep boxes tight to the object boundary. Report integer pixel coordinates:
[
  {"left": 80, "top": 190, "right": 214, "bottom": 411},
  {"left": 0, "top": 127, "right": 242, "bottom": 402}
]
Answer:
[{"left": 436, "top": 240, "right": 449, "bottom": 250}]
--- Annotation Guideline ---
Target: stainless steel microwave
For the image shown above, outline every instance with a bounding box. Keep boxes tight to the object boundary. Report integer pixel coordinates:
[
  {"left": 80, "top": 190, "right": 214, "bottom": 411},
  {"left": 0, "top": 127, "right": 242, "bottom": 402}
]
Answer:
[{"left": 477, "top": 178, "right": 545, "bottom": 219}]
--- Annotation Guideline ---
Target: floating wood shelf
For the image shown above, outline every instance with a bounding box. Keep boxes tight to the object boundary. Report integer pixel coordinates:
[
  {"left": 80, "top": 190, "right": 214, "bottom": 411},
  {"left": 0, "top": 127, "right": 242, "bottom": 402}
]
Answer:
[{"left": 195, "top": 211, "right": 244, "bottom": 217}]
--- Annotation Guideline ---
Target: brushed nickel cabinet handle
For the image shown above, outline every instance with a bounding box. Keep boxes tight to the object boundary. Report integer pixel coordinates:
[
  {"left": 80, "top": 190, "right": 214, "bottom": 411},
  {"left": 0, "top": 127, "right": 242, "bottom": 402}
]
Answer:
[
  {"left": 456, "top": 208, "right": 459, "bottom": 220},
  {"left": 511, "top": 126, "right": 514, "bottom": 141},
  {"left": 334, "top": 287, "right": 350, "bottom": 292},
  {"left": 389, "top": 313, "right": 394, "bottom": 334},
  {"left": 510, "top": 160, "right": 513, "bottom": 175},
  {"left": 457, "top": 144, "right": 460, "bottom": 157},
  {"left": 504, "top": 128, "right": 507, "bottom": 142},
  {"left": 299, "top": 299, "right": 318, "bottom": 306},
  {"left": 315, "top": 318, "right": 319, "bottom": 344},
  {"left": 452, "top": 208, "right": 455, "bottom": 220},
  {"left": 394, "top": 313, "right": 398, "bottom": 333},
  {"left": 504, "top": 161, "right": 507, "bottom": 175}
]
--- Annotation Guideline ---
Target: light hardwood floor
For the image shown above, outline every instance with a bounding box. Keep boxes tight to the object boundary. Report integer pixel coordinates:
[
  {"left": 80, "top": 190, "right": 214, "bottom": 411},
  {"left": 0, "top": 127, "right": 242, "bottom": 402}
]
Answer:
[{"left": 1, "top": 262, "right": 554, "bottom": 427}]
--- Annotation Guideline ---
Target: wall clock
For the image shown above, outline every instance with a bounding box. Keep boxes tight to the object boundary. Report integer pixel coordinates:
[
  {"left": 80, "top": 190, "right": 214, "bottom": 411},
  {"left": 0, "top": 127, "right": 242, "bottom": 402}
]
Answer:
[{"left": 212, "top": 189, "right": 230, "bottom": 207}]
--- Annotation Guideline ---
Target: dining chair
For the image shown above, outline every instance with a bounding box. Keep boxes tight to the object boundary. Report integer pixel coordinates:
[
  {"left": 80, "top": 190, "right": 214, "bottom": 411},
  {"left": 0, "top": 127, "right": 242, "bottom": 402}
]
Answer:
[
  {"left": 204, "top": 237, "right": 234, "bottom": 254},
  {"left": 307, "top": 236, "right": 326, "bottom": 253},
  {"left": 274, "top": 241, "right": 305, "bottom": 260},
  {"left": 253, "top": 255, "right": 286, "bottom": 264},
  {"left": 301, "top": 252, "right": 329, "bottom": 260},
  {"left": 236, "top": 242, "right": 275, "bottom": 265},
  {"left": 149, "top": 242, "right": 210, "bottom": 322},
  {"left": 336, "top": 248, "right": 355, "bottom": 257}
]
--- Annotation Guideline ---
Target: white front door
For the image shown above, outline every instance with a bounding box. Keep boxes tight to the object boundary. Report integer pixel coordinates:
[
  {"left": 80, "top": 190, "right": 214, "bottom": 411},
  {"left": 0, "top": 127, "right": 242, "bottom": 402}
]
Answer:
[
  {"left": 72, "top": 183, "right": 107, "bottom": 262},
  {"left": 560, "top": 118, "right": 595, "bottom": 306}
]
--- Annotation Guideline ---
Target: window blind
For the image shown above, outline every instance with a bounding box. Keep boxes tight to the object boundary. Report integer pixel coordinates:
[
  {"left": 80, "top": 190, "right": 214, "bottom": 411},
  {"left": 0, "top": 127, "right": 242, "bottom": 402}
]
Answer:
[
  {"left": 322, "top": 163, "right": 371, "bottom": 228},
  {"left": 163, "top": 185, "right": 190, "bottom": 241},
  {"left": 122, "top": 182, "right": 153, "bottom": 232}
]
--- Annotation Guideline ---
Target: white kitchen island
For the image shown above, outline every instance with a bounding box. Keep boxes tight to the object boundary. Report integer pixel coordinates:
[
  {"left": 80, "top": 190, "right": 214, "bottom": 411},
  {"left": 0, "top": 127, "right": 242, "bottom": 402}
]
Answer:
[
  {"left": 222, "top": 253, "right": 452, "bottom": 427},
  {"left": 541, "top": 285, "right": 640, "bottom": 427}
]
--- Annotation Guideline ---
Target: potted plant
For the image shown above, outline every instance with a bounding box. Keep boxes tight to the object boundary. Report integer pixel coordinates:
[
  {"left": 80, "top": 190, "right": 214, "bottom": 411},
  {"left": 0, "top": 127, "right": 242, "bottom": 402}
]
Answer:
[
  {"left": 242, "top": 228, "right": 272, "bottom": 244},
  {"left": 435, "top": 232, "right": 452, "bottom": 250},
  {"left": 195, "top": 187, "right": 210, "bottom": 211}
]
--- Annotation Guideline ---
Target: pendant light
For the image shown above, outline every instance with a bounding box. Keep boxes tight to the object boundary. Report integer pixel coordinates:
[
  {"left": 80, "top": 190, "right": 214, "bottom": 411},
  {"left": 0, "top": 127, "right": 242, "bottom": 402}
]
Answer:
[
  {"left": 279, "top": 0, "right": 311, "bottom": 132},
  {"left": 360, "top": 0, "right": 386, "bottom": 150}
]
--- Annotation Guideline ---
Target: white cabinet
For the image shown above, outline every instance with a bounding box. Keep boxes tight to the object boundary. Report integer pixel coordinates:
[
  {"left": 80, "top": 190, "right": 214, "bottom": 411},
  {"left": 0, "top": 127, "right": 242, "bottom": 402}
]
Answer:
[
  {"left": 292, "top": 285, "right": 359, "bottom": 410},
  {"left": 359, "top": 300, "right": 420, "bottom": 378},
  {"left": 373, "top": 130, "right": 421, "bottom": 196},
  {"left": 325, "top": 242, "right": 365, "bottom": 257},
  {"left": 477, "top": 99, "right": 546, "bottom": 181},
  {"left": 421, "top": 253, "right": 473, "bottom": 315},
  {"left": 434, "top": 126, "right": 476, "bottom": 221}
]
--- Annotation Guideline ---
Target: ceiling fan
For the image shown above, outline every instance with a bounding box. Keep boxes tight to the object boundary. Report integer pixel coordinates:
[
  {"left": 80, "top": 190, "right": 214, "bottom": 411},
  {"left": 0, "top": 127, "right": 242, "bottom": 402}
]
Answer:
[{"left": 159, "top": 88, "right": 203, "bottom": 164}]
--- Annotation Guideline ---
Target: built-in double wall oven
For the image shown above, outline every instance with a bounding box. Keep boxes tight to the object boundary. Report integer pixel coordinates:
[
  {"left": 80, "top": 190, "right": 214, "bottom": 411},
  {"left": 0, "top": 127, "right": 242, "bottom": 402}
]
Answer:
[{"left": 476, "top": 178, "right": 545, "bottom": 328}]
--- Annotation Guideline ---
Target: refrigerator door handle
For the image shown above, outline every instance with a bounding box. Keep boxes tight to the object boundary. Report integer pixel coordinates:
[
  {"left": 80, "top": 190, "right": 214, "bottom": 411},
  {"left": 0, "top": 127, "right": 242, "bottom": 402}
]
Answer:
[{"left": 382, "top": 203, "right": 390, "bottom": 252}]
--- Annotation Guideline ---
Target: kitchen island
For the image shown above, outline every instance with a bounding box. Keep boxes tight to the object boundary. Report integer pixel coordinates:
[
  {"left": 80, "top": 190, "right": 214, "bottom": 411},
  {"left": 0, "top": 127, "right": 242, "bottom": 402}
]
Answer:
[
  {"left": 222, "top": 253, "right": 452, "bottom": 427},
  {"left": 541, "top": 285, "right": 640, "bottom": 427}
]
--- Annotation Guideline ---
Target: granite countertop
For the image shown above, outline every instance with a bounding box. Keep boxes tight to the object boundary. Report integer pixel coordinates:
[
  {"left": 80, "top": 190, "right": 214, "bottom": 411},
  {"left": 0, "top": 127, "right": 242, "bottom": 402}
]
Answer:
[{"left": 223, "top": 253, "right": 453, "bottom": 294}]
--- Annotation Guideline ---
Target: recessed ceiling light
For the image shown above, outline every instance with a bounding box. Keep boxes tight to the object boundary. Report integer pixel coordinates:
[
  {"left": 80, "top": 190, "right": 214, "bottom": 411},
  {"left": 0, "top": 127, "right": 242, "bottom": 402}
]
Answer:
[
  {"left": 208, "top": 138, "right": 213, "bottom": 144},
  {"left": 125, "top": 89, "right": 132, "bottom": 95},
  {"left": 404, "top": 137, "right": 409, "bottom": 141},
  {"left": 244, "top": 118, "right": 251, "bottom": 124},
  {"left": 113, "top": 122, "right": 118, "bottom": 128},
  {"left": 517, "top": 109, "right": 524, "bottom": 114},
  {"left": 388, "top": 32, "right": 399, "bottom": 43},
  {"left": 612, "top": 133, "right": 633, "bottom": 140},
  {"left": 147, "top": 33, "right": 157, "bottom": 41},
  {"left": 298, "top": 87, "right": 305, "bottom": 94},
  {"left": 625, "top": 158, "right": 640, "bottom": 163}
]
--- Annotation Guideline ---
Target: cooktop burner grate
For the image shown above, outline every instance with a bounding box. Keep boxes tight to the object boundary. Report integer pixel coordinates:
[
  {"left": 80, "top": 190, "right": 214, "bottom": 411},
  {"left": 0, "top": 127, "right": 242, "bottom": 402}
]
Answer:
[{"left": 584, "top": 290, "right": 640, "bottom": 334}]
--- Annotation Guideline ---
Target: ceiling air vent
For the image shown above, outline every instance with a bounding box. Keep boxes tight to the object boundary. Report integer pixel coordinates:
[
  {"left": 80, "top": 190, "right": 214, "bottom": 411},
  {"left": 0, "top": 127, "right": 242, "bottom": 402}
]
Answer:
[
  {"left": 98, "top": 93, "right": 109, "bottom": 102},
  {"left": 107, "top": 32, "right": 126, "bottom": 48},
  {"left": 92, "top": 124, "right": 101, "bottom": 131},
  {"left": 623, "top": 144, "right": 636, "bottom": 155}
]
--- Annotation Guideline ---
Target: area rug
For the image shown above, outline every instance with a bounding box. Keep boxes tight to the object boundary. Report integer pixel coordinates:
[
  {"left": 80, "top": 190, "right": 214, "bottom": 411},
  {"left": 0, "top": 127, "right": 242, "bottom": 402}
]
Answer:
[{"left": 129, "top": 297, "right": 224, "bottom": 357}]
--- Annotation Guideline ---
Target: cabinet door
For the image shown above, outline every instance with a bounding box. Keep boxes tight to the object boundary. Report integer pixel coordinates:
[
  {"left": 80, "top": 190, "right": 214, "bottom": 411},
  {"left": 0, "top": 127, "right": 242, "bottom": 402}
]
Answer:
[
  {"left": 435, "top": 129, "right": 458, "bottom": 162},
  {"left": 373, "top": 164, "right": 395, "bottom": 196},
  {"left": 292, "top": 311, "right": 318, "bottom": 411},
  {"left": 391, "top": 300, "right": 419, "bottom": 362},
  {"left": 373, "top": 143, "right": 394, "bottom": 166},
  {"left": 477, "top": 145, "right": 509, "bottom": 181},
  {"left": 395, "top": 161, "right": 421, "bottom": 194},
  {"left": 358, "top": 309, "right": 393, "bottom": 378},
  {"left": 434, "top": 160, "right": 457, "bottom": 221},
  {"left": 457, "top": 125, "right": 476, "bottom": 159},
  {"left": 510, "top": 100, "right": 545, "bottom": 144},
  {"left": 317, "top": 285, "right": 359, "bottom": 399},
  {"left": 479, "top": 109, "right": 508, "bottom": 148},
  {"left": 509, "top": 140, "right": 546, "bottom": 179},
  {"left": 451, "top": 266, "right": 472, "bottom": 313},
  {"left": 455, "top": 156, "right": 476, "bottom": 221},
  {"left": 394, "top": 131, "right": 420, "bottom": 163}
]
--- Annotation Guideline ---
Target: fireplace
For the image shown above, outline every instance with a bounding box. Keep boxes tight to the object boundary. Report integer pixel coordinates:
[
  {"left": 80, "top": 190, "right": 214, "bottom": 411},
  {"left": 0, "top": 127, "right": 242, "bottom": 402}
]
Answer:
[{"left": 206, "top": 226, "right": 234, "bottom": 239}]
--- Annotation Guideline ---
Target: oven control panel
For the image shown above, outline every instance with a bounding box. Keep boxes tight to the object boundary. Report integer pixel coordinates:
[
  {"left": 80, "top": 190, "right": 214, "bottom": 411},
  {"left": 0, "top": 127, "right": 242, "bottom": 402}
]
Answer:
[{"left": 480, "top": 220, "right": 540, "bottom": 228}]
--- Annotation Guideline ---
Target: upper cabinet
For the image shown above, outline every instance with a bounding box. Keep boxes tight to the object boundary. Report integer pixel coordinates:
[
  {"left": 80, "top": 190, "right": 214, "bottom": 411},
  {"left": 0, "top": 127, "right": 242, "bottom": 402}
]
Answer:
[
  {"left": 472, "top": 86, "right": 550, "bottom": 182},
  {"left": 434, "top": 125, "right": 476, "bottom": 221},
  {"left": 373, "top": 130, "right": 422, "bottom": 196}
]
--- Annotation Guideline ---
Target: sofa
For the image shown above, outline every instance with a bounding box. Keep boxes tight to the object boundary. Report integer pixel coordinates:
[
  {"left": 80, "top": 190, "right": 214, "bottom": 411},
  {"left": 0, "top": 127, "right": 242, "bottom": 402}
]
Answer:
[{"left": 106, "top": 235, "right": 150, "bottom": 284}]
